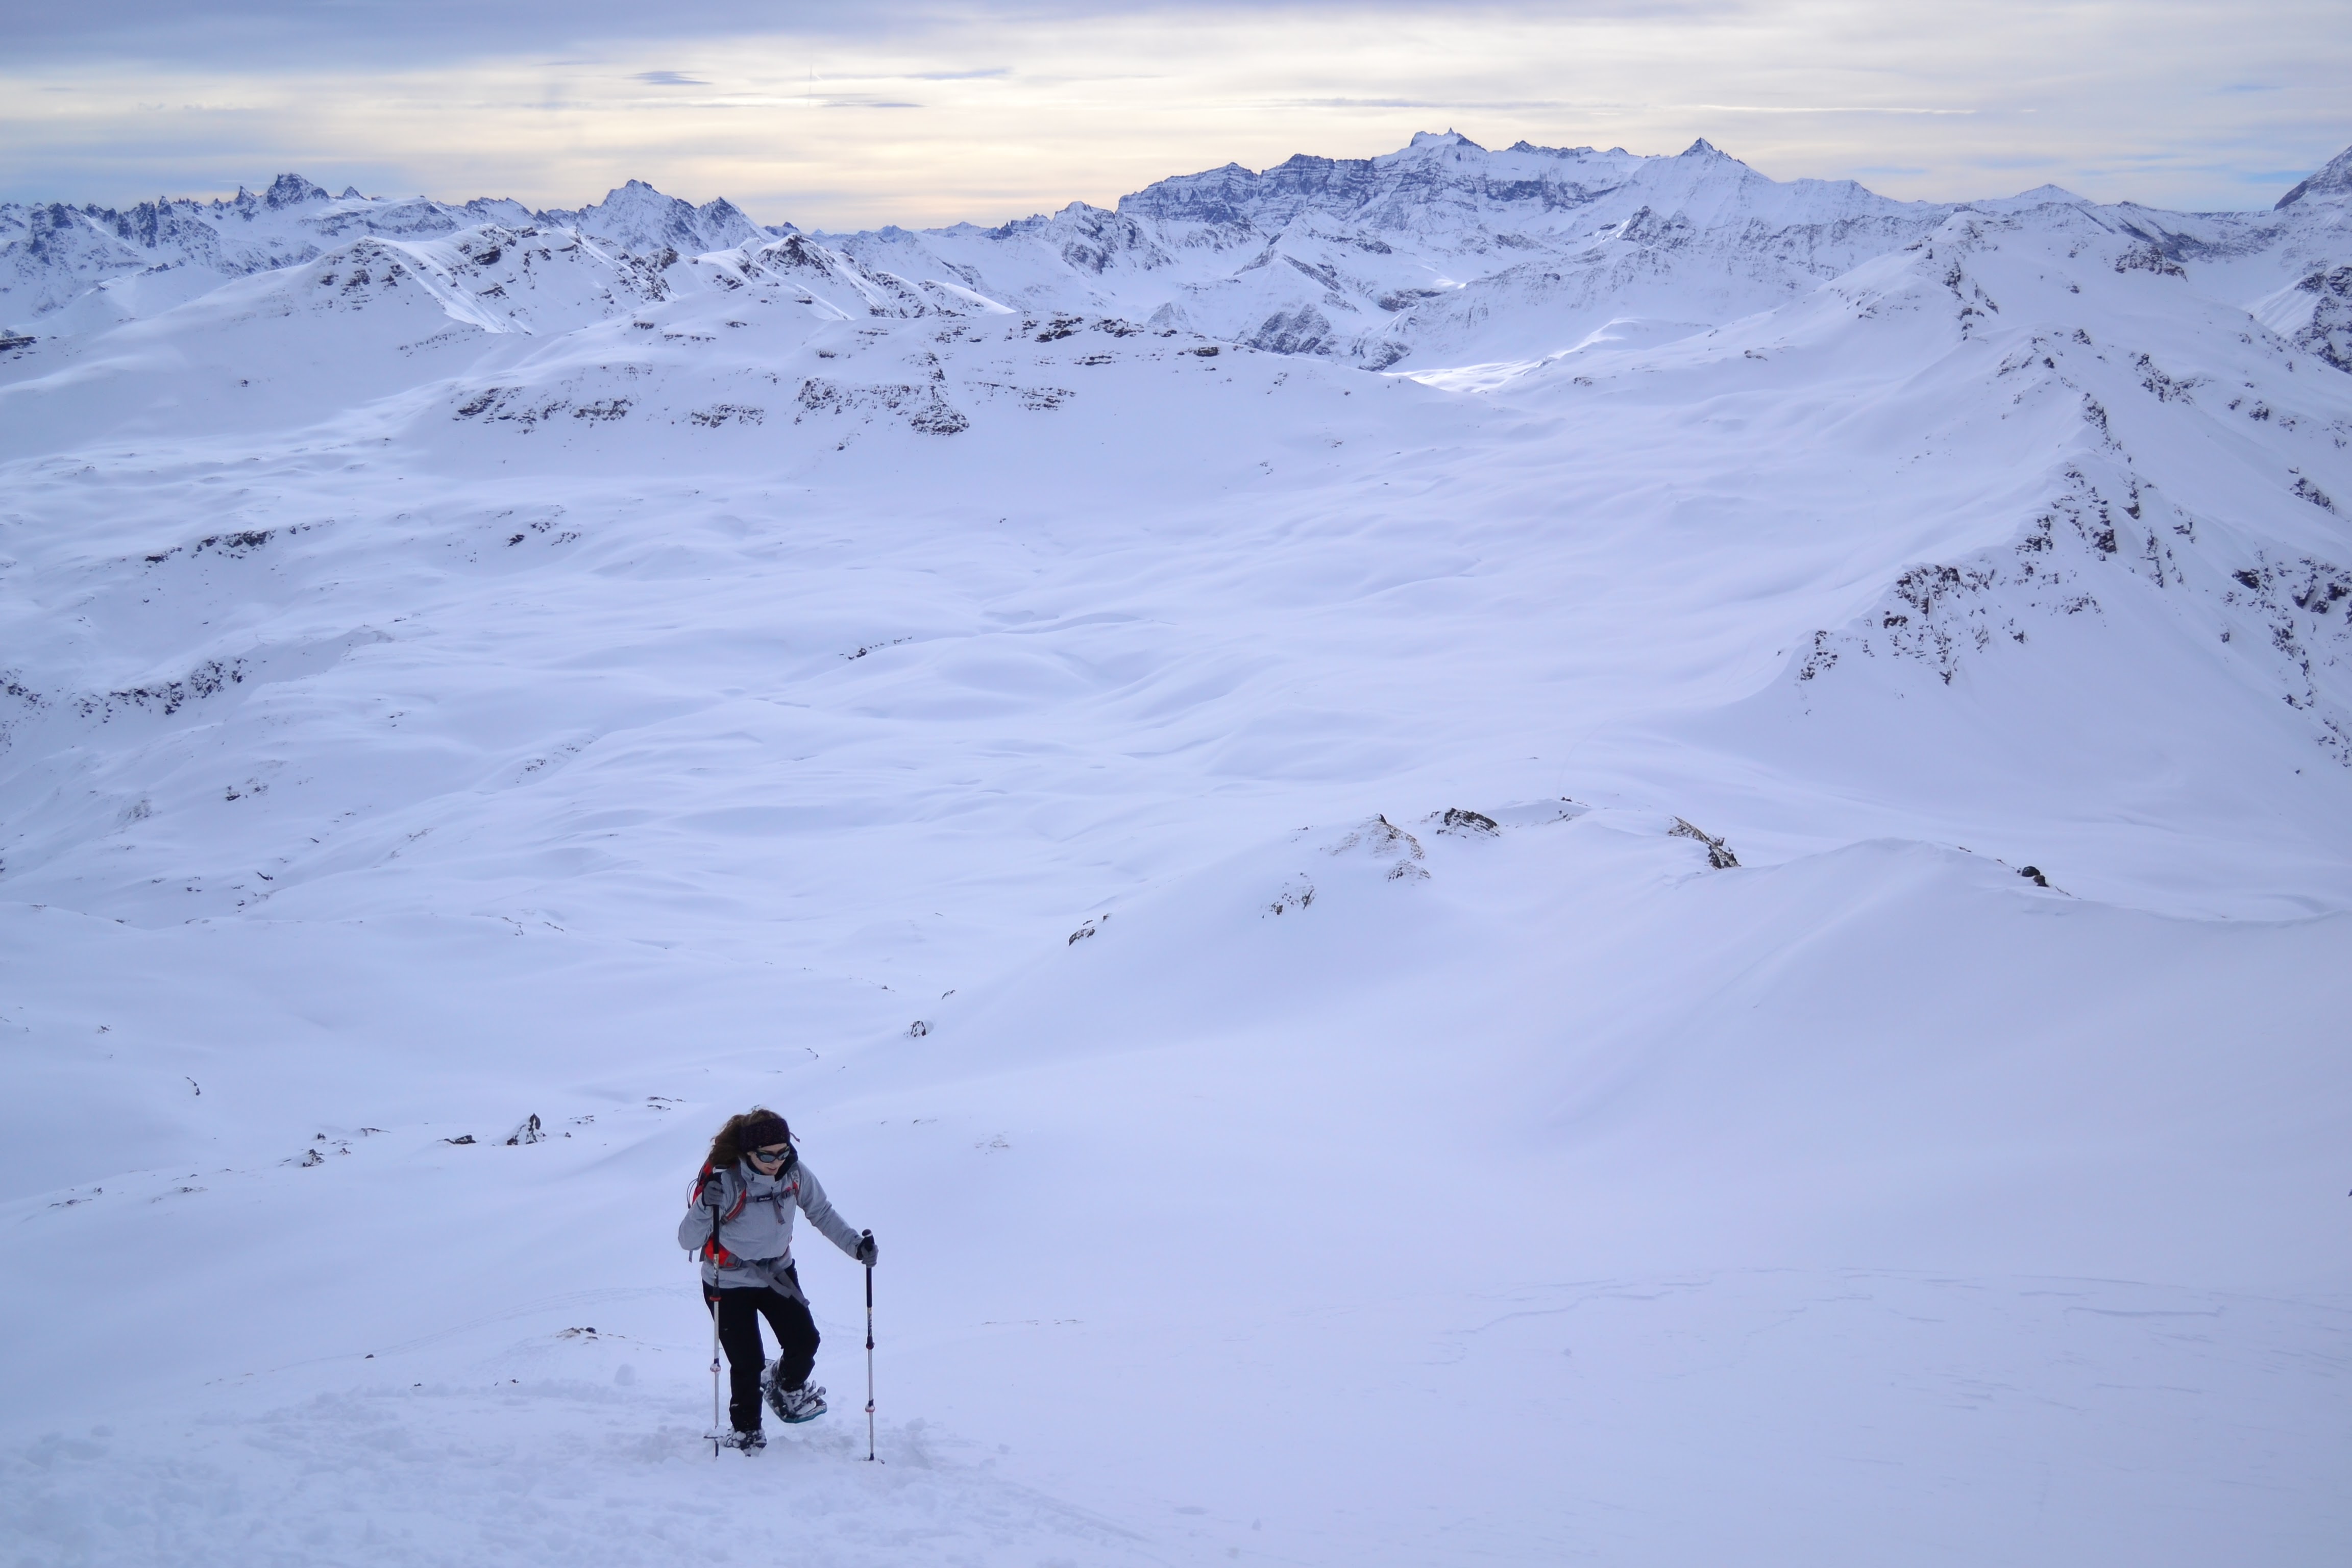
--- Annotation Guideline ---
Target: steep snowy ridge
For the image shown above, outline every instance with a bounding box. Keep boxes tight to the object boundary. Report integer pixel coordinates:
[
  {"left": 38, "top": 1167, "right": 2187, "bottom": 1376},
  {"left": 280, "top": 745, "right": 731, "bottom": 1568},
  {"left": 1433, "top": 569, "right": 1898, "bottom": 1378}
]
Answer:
[
  {"left": 2, "top": 136, "right": 2350, "bottom": 1567},
  {"left": 2275, "top": 142, "right": 2352, "bottom": 209},
  {"left": 1471, "top": 197, "right": 2352, "bottom": 912},
  {"left": 1783, "top": 205, "right": 2352, "bottom": 760},
  {"left": 1586, "top": 200, "right": 2352, "bottom": 703}
]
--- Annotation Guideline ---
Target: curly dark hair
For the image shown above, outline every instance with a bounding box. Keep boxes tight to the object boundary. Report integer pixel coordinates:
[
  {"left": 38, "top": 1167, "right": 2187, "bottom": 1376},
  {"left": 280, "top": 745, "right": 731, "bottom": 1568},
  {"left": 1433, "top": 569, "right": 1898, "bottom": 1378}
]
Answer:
[{"left": 706, "top": 1107, "right": 793, "bottom": 1170}]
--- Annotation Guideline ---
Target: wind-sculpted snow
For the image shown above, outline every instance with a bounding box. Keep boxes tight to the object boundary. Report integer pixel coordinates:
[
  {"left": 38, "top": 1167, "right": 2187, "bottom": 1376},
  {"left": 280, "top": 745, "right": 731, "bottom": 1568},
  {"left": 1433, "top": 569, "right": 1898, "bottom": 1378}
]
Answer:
[{"left": 2, "top": 135, "right": 2350, "bottom": 1566}]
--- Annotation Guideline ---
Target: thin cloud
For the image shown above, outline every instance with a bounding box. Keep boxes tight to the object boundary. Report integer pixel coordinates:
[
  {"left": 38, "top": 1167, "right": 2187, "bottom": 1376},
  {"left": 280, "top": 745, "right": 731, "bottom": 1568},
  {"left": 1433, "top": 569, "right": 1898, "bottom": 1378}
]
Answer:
[
  {"left": 1675, "top": 104, "right": 1977, "bottom": 116},
  {"left": 903, "top": 67, "right": 1011, "bottom": 81},
  {"left": 1268, "top": 97, "right": 1569, "bottom": 110},
  {"left": 633, "top": 70, "right": 708, "bottom": 85}
]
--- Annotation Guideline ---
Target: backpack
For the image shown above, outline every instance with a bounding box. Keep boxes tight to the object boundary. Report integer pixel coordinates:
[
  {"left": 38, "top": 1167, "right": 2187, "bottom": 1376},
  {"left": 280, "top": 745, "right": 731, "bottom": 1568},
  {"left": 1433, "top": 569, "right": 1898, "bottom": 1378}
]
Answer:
[
  {"left": 691, "top": 1147, "right": 799, "bottom": 1267},
  {"left": 692, "top": 1163, "right": 747, "bottom": 1267}
]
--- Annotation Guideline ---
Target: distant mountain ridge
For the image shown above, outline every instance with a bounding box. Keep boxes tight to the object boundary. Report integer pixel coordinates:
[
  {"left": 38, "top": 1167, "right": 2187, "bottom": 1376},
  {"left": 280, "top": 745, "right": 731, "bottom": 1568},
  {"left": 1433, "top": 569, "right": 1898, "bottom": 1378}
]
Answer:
[
  {"left": 0, "top": 172, "right": 782, "bottom": 322},
  {"left": 5, "top": 132, "right": 2350, "bottom": 372},
  {"left": 1115, "top": 132, "right": 1920, "bottom": 231}
]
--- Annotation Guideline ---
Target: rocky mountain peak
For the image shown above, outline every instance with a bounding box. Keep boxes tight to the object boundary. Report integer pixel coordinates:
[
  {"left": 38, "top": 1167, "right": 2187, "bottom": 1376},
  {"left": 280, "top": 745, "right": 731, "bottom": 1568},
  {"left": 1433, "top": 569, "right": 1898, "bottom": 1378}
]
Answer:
[
  {"left": 263, "top": 174, "right": 330, "bottom": 209},
  {"left": 545, "top": 179, "right": 773, "bottom": 258},
  {"left": 2275, "top": 143, "right": 2352, "bottom": 209}
]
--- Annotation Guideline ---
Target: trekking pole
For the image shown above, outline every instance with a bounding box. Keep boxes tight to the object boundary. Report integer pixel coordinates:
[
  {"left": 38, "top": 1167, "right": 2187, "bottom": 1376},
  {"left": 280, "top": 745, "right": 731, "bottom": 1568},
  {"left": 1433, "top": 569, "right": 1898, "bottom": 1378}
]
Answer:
[
  {"left": 708, "top": 1284, "right": 722, "bottom": 1459},
  {"left": 862, "top": 1230, "right": 878, "bottom": 1463},
  {"left": 707, "top": 1194, "right": 725, "bottom": 1458}
]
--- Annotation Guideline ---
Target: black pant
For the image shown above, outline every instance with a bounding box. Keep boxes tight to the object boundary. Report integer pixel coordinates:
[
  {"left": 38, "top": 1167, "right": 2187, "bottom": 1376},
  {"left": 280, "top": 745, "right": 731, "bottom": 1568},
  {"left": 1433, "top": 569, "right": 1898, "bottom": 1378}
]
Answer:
[{"left": 707, "top": 1280, "right": 819, "bottom": 1432}]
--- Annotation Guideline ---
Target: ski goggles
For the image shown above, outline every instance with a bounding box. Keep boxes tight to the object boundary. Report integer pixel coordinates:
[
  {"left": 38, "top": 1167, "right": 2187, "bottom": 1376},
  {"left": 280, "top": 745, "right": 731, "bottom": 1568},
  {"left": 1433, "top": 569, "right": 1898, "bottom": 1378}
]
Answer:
[{"left": 749, "top": 1144, "right": 791, "bottom": 1162}]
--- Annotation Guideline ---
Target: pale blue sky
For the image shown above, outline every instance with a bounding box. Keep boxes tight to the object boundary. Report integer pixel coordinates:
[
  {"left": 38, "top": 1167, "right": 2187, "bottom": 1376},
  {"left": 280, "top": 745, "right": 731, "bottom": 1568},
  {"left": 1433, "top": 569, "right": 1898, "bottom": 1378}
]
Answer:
[{"left": 5, "top": 2, "right": 2346, "bottom": 225}]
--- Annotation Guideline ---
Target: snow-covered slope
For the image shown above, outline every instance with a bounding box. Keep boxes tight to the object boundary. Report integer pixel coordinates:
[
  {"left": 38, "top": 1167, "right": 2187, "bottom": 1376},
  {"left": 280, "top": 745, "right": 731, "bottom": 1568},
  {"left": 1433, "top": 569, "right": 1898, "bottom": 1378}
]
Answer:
[{"left": 2, "top": 136, "right": 2349, "bottom": 1566}]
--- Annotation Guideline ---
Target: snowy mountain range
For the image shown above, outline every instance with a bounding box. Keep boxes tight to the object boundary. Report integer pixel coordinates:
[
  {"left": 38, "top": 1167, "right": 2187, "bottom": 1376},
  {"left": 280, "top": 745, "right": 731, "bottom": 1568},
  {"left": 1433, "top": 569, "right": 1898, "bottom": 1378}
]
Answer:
[
  {"left": 17, "top": 134, "right": 2349, "bottom": 371},
  {"left": 3, "top": 133, "right": 2349, "bottom": 1565},
  {"left": 0, "top": 170, "right": 768, "bottom": 321}
]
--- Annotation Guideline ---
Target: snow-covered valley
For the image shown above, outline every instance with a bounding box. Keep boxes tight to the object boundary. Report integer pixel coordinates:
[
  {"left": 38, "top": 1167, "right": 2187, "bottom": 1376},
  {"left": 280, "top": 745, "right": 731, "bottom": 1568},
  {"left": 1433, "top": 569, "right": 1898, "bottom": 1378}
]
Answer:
[{"left": 3, "top": 133, "right": 2349, "bottom": 1565}]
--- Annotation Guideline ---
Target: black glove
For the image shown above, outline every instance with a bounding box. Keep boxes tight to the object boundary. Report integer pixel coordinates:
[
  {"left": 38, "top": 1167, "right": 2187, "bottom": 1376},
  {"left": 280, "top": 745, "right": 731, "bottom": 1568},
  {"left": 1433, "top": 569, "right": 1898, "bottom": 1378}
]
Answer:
[{"left": 855, "top": 1231, "right": 878, "bottom": 1267}]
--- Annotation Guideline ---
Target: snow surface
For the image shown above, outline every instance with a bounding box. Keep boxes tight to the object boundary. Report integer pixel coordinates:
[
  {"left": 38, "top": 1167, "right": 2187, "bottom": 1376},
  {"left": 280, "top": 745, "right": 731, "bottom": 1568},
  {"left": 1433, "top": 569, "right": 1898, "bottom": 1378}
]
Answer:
[{"left": 3, "top": 134, "right": 2350, "bottom": 1565}]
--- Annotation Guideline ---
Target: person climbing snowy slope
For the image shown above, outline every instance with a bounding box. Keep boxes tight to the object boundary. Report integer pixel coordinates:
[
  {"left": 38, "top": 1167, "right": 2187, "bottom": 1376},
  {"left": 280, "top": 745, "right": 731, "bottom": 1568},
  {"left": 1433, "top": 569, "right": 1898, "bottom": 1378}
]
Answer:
[{"left": 679, "top": 1108, "right": 877, "bottom": 1451}]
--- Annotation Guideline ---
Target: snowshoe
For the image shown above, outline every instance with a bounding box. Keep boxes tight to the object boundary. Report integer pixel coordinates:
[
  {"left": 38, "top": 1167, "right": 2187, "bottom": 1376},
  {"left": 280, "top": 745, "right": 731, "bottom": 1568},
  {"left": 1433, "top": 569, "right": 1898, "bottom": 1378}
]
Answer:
[
  {"left": 773, "top": 1382, "right": 826, "bottom": 1424},
  {"left": 718, "top": 1426, "right": 766, "bottom": 1453},
  {"left": 763, "top": 1360, "right": 829, "bottom": 1423}
]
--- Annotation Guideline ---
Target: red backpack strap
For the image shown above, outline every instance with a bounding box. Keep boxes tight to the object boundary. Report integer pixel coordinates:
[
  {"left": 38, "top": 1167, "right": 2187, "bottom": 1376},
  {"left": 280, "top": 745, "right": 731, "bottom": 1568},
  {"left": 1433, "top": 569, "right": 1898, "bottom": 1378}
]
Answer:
[{"left": 695, "top": 1162, "right": 745, "bottom": 1266}]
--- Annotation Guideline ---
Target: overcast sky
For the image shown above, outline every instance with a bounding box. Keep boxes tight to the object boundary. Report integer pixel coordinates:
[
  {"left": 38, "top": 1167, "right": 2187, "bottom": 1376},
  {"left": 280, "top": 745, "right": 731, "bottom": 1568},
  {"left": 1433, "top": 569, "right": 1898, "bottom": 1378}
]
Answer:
[{"left": 5, "top": 1, "right": 2347, "bottom": 226}]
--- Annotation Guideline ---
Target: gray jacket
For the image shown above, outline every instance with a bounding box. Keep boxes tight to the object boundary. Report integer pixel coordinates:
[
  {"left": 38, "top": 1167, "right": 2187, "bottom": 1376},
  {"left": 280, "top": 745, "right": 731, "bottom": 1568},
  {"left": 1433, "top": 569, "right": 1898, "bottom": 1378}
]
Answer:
[{"left": 678, "top": 1155, "right": 863, "bottom": 1297}]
